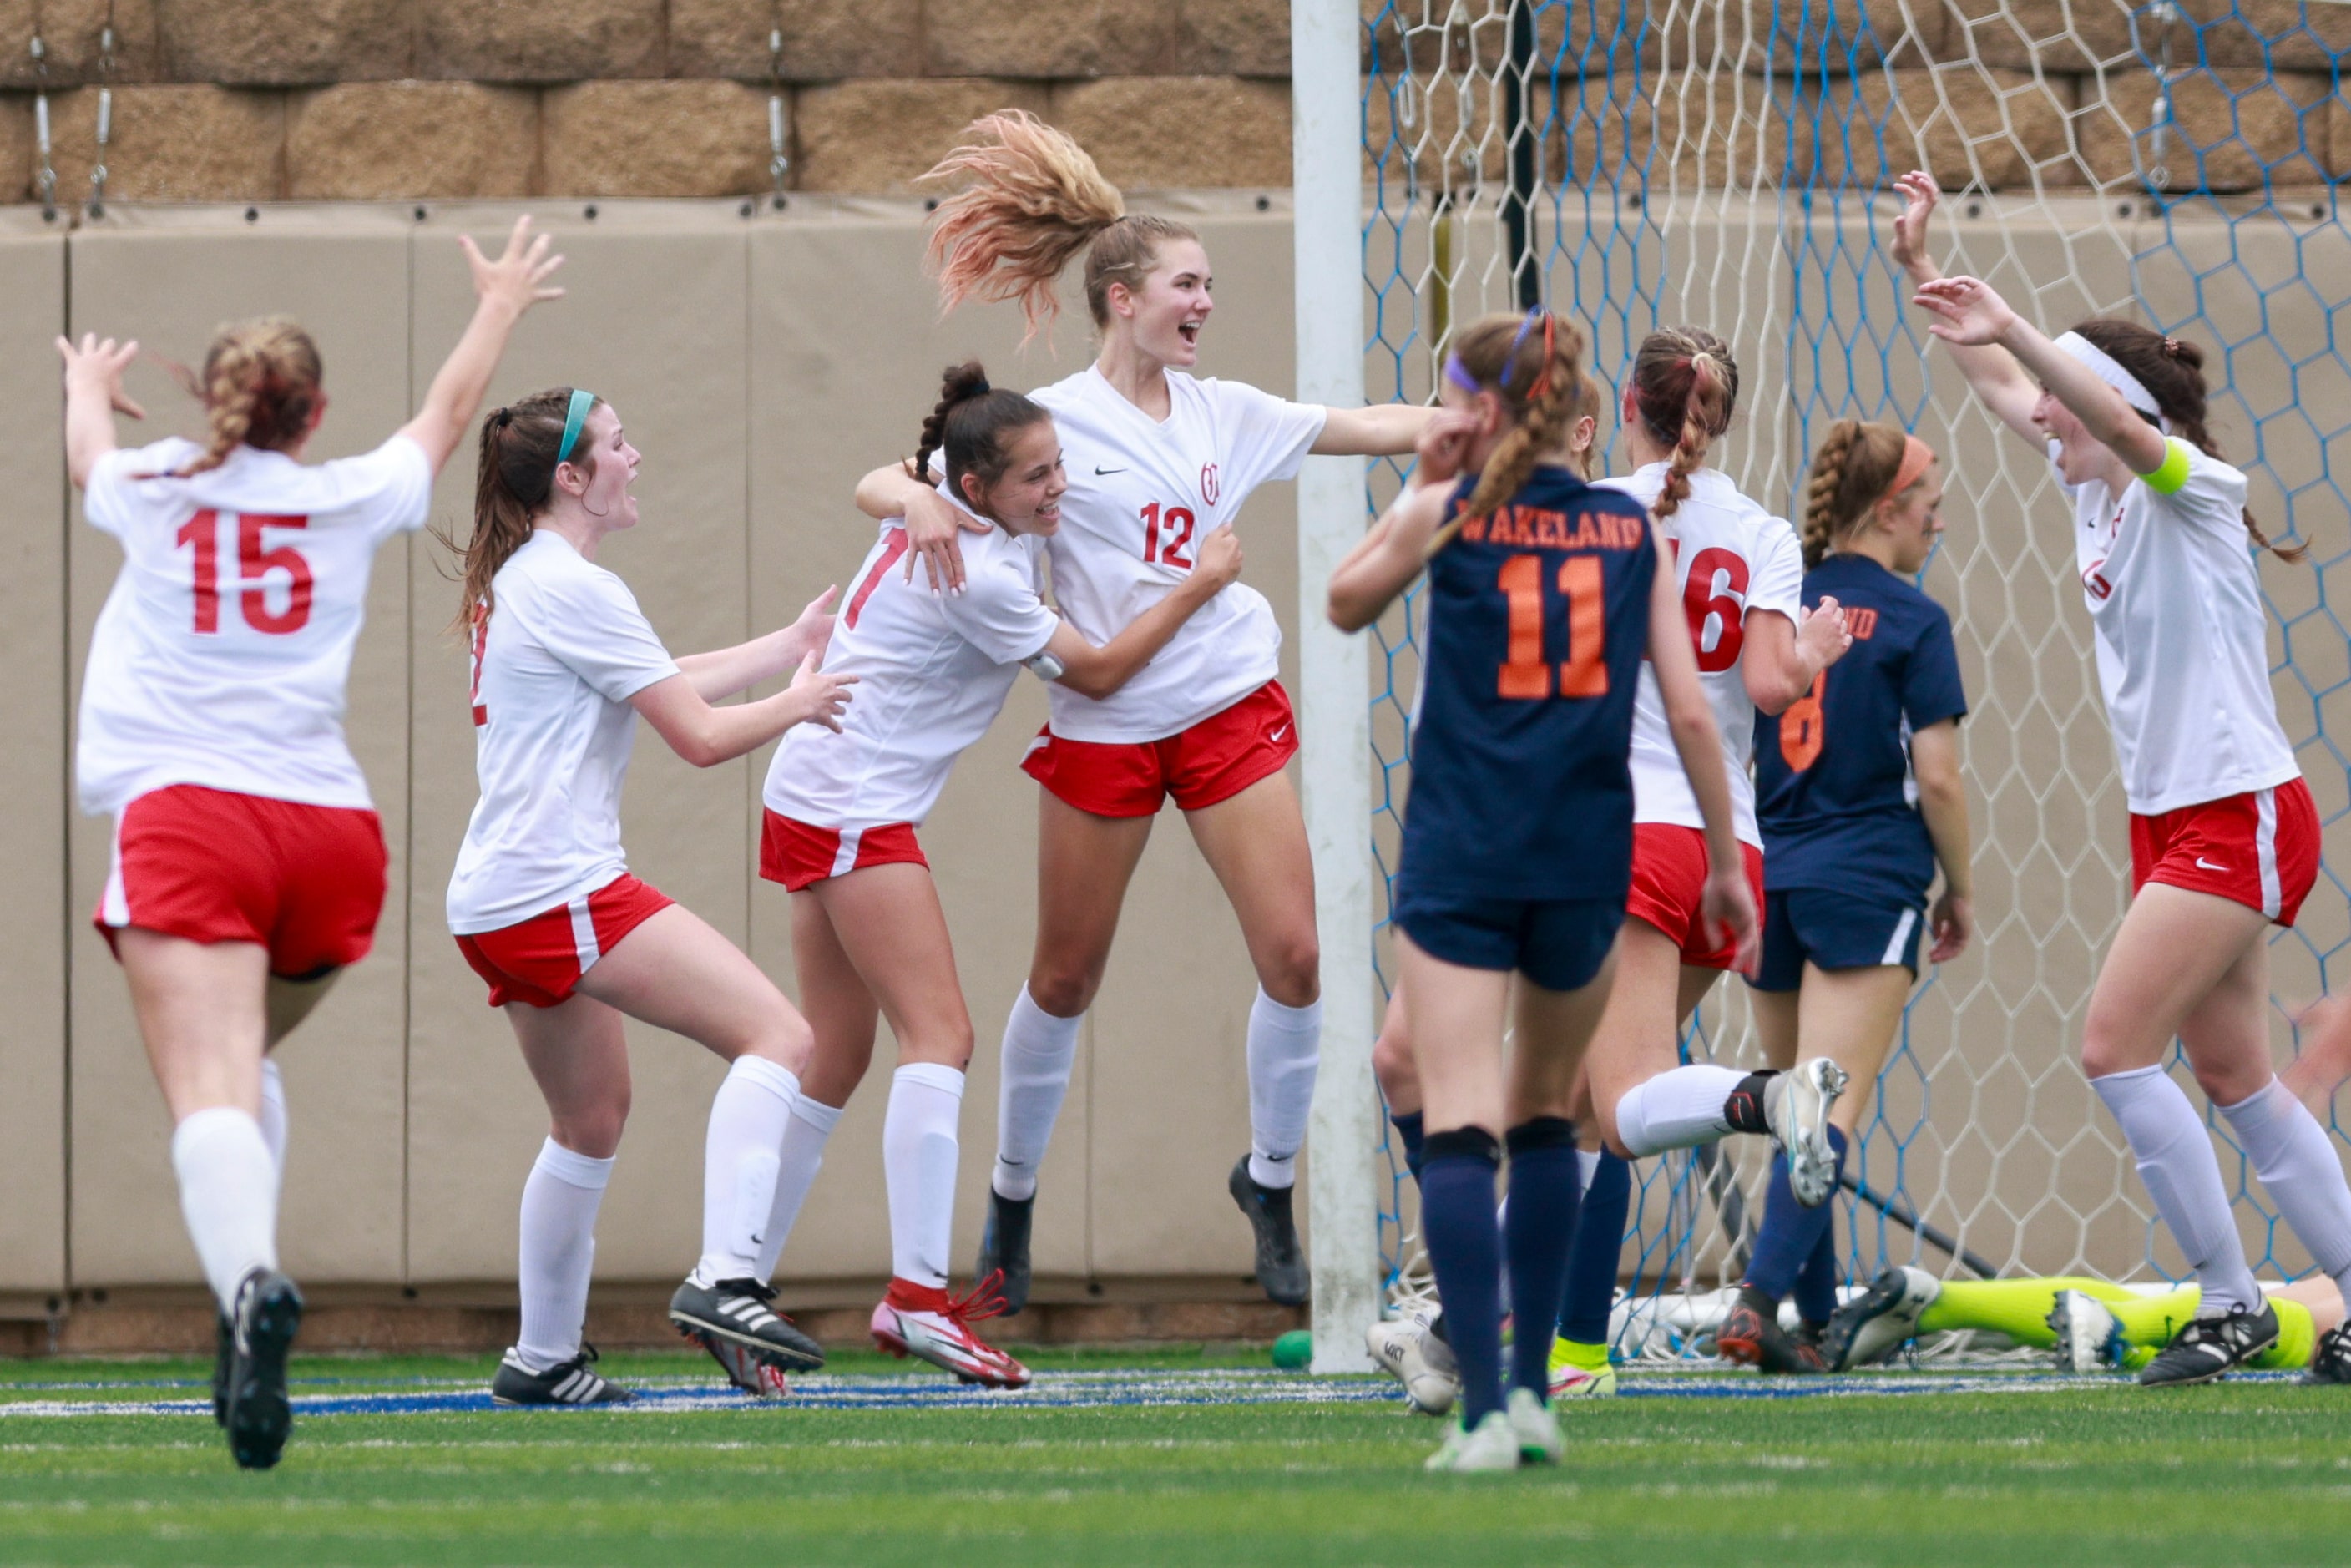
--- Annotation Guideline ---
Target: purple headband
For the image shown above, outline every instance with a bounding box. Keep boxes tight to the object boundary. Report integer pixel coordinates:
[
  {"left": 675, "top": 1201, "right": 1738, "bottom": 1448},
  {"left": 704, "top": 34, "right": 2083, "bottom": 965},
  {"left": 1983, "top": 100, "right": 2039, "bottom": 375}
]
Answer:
[{"left": 1443, "top": 307, "right": 1548, "bottom": 396}]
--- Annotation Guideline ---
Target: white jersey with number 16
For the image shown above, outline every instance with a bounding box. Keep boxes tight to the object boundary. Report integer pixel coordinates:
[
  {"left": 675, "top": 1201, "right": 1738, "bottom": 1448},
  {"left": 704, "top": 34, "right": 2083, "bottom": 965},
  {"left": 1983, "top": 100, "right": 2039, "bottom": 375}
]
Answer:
[
  {"left": 77, "top": 433, "right": 432, "bottom": 818},
  {"left": 1600, "top": 463, "right": 1802, "bottom": 847}
]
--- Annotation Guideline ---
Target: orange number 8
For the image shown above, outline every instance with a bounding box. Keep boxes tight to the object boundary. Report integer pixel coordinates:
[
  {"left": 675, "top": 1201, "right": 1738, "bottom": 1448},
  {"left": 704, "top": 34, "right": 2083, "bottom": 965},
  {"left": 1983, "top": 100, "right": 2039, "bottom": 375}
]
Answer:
[{"left": 1780, "top": 670, "right": 1826, "bottom": 771}]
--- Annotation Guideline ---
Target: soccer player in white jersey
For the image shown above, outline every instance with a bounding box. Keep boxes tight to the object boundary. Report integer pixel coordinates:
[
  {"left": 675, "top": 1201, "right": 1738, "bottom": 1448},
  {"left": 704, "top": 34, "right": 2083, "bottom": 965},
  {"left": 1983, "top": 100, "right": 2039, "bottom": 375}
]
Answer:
[
  {"left": 444, "top": 387, "right": 852, "bottom": 1407},
  {"left": 63, "top": 218, "right": 560, "bottom": 1469},
  {"left": 1898, "top": 168, "right": 2348, "bottom": 1387},
  {"left": 851, "top": 111, "right": 1438, "bottom": 1311},
  {"left": 755, "top": 363, "right": 1241, "bottom": 1388}
]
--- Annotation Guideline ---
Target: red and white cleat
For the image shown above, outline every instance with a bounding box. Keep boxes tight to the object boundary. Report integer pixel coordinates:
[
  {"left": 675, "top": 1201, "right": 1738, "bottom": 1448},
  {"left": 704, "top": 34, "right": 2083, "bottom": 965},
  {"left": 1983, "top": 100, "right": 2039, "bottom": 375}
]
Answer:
[
  {"left": 698, "top": 1333, "right": 792, "bottom": 1399},
  {"left": 870, "top": 1273, "right": 1033, "bottom": 1389}
]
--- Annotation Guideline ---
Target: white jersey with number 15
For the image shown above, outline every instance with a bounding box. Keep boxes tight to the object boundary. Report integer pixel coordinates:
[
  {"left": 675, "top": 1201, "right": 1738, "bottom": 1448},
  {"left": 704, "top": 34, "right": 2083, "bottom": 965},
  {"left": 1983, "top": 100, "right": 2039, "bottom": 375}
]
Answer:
[
  {"left": 1600, "top": 463, "right": 1802, "bottom": 847},
  {"left": 1025, "top": 367, "right": 1326, "bottom": 744}
]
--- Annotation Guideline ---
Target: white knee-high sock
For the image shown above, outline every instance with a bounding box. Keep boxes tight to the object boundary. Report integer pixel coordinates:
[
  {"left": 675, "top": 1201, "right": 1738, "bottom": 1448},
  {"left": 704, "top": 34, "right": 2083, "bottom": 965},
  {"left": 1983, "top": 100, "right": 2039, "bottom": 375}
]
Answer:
[
  {"left": 1246, "top": 989, "right": 1322, "bottom": 1190},
  {"left": 885, "top": 1063, "right": 967, "bottom": 1289},
  {"left": 2092, "top": 1065, "right": 2260, "bottom": 1314},
  {"left": 994, "top": 986, "right": 1081, "bottom": 1202},
  {"left": 1614, "top": 1065, "right": 1748, "bottom": 1156},
  {"left": 172, "top": 1108, "right": 280, "bottom": 1313},
  {"left": 514, "top": 1136, "right": 614, "bottom": 1373},
  {"left": 2218, "top": 1076, "right": 2351, "bottom": 1295},
  {"left": 257, "top": 1058, "right": 287, "bottom": 1184},
  {"left": 692, "top": 1056, "right": 802, "bottom": 1287},
  {"left": 1576, "top": 1147, "right": 1601, "bottom": 1189},
  {"left": 754, "top": 1095, "right": 844, "bottom": 1280}
]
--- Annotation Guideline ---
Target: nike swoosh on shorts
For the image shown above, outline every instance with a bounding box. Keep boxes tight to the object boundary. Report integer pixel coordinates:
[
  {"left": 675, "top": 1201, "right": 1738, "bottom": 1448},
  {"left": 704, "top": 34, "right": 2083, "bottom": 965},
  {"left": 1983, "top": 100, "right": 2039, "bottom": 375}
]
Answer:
[{"left": 2195, "top": 857, "right": 2228, "bottom": 872}]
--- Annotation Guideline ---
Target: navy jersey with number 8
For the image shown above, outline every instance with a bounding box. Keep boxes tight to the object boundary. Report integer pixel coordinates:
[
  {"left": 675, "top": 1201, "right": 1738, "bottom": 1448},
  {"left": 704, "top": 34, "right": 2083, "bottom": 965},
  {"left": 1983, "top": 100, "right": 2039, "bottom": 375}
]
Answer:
[{"left": 1398, "top": 467, "right": 1659, "bottom": 906}]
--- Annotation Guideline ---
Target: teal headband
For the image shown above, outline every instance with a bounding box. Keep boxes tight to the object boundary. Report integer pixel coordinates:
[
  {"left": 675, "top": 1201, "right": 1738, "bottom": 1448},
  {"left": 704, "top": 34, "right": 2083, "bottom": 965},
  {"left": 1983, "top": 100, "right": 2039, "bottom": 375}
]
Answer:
[{"left": 554, "top": 388, "right": 596, "bottom": 473}]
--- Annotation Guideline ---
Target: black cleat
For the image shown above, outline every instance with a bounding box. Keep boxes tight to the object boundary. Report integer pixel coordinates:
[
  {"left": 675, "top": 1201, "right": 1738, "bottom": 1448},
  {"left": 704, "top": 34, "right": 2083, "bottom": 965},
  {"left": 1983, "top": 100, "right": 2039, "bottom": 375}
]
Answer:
[
  {"left": 1228, "top": 1156, "right": 1309, "bottom": 1306},
  {"left": 1716, "top": 1287, "right": 1826, "bottom": 1374},
  {"left": 2303, "top": 1321, "right": 2351, "bottom": 1385},
  {"left": 975, "top": 1189, "right": 1036, "bottom": 1316},
  {"left": 490, "top": 1343, "right": 636, "bottom": 1406},
  {"left": 2140, "top": 1301, "right": 2279, "bottom": 1387},
  {"left": 669, "top": 1277, "right": 825, "bottom": 1373},
  {"left": 221, "top": 1267, "right": 304, "bottom": 1470},
  {"left": 210, "top": 1312, "right": 232, "bottom": 1427}
]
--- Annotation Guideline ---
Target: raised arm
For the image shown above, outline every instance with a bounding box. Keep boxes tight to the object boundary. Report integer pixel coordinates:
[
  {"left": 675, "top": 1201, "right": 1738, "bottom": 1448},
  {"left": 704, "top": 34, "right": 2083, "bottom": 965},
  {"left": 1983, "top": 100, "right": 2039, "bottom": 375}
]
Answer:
[
  {"left": 855, "top": 461, "right": 993, "bottom": 594},
  {"left": 57, "top": 333, "right": 146, "bottom": 490},
  {"left": 631, "top": 652, "right": 855, "bottom": 769},
  {"left": 1913, "top": 276, "right": 2168, "bottom": 476},
  {"left": 1312, "top": 402, "right": 1443, "bottom": 458},
  {"left": 1741, "top": 601, "right": 1852, "bottom": 716},
  {"left": 397, "top": 216, "right": 566, "bottom": 476},
  {"left": 1049, "top": 524, "right": 1242, "bottom": 698},
  {"left": 1909, "top": 717, "right": 1974, "bottom": 964},
  {"left": 672, "top": 587, "right": 837, "bottom": 701},
  {"left": 1890, "top": 172, "right": 2040, "bottom": 446},
  {"left": 1327, "top": 408, "right": 1478, "bottom": 630},
  {"left": 1646, "top": 534, "right": 1760, "bottom": 972}
]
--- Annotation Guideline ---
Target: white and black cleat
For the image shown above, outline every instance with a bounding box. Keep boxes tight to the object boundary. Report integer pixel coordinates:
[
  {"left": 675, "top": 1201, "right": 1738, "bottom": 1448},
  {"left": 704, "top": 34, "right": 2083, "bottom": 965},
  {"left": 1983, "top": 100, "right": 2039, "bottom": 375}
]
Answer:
[
  {"left": 222, "top": 1267, "right": 304, "bottom": 1470},
  {"left": 669, "top": 1277, "right": 825, "bottom": 1373},
  {"left": 210, "top": 1312, "right": 232, "bottom": 1427},
  {"left": 2139, "top": 1300, "right": 2278, "bottom": 1387},
  {"left": 1228, "top": 1157, "right": 1309, "bottom": 1306},
  {"left": 1765, "top": 1058, "right": 1848, "bottom": 1207},
  {"left": 2302, "top": 1321, "right": 2351, "bottom": 1385},
  {"left": 974, "top": 1189, "right": 1035, "bottom": 1317},
  {"left": 1820, "top": 1265, "right": 1940, "bottom": 1370},
  {"left": 2047, "top": 1288, "right": 2126, "bottom": 1374},
  {"left": 491, "top": 1344, "right": 636, "bottom": 1406},
  {"left": 1367, "top": 1309, "right": 1459, "bottom": 1416}
]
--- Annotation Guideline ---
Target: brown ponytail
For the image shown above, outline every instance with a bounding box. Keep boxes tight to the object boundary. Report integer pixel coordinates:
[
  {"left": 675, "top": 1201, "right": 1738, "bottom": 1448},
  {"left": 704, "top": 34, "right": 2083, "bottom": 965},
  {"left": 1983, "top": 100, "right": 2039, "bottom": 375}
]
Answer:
[
  {"left": 903, "top": 360, "right": 1051, "bottom": 517},
  {"left": 2073, "top": 318, "right": 2305, "bottom": 564},
  {"left": 437, "top": 386, "right": 601, "bottom": 631},
  {"left": 145, "top": 317, "right": 323, "bottom": 478},
  {"left": 1630, "top": 327, "right": 1738, "bottom": 523},
  {"left": 1449, "top": 310, "right": 1591, "bottom": 524},
  {"left": 923, "top": 109, "right": 1200, "bottom": 342},
  {"left": 1801, "top": 418, "right": 1913, "bottom": 568}
]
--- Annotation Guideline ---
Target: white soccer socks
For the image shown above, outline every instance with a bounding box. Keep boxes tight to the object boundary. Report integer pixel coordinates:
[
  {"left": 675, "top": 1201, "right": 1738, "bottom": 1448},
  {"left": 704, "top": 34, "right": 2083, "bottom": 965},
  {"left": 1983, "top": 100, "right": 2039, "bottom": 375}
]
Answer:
[
  {"left": 692, "top": 1055, "right": 802, "bottom": 1287},
  {"left": 993, "top": 986, "right": 1081, "bottom": 1202},
  {"left": 514, "top": 1136, "right": 615, "bottom": 1373},
  {"left": 2217, "top": 1075, "right": 2351, "bottom": 1295},
  {"left": 1612, "top": 1065, "right": 1749, "bottom": 1157},
  {"left": 753, "top": 1095, "right": 844, "bottom": 1280},
  {"left": 2092, "top": 1065, "right": 2261, "bottom": 1314},
  {"left": 257, "top": 1057, "right": 288, "bottom": 1182},
  {"left": 885, "top": 1063, "right": 968, "bottom": 1290},
  {"left": 1246, "top": 989, "right": 1321, "bottom": 1190},
  {"left": 170, "top": 1106, "right": 281, "bottom": 1313}
]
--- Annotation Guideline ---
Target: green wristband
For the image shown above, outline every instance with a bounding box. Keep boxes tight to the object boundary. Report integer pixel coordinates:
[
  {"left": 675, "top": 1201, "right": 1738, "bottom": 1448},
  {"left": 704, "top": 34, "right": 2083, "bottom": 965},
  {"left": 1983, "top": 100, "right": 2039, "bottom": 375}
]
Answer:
[{"left": 2146, "top": 435, "right": 2192, "bottom": 497}]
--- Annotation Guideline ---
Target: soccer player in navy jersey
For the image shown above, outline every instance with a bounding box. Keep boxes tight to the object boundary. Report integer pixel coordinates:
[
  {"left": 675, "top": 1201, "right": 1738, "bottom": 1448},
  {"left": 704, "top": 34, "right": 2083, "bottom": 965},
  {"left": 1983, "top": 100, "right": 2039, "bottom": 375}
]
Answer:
[
  {"left": 1719, "top": 419, "right": 1974, "bottom": 1371},
  {"left": 1330, "top": 309, "right": 1756, "bottom": 1469}
]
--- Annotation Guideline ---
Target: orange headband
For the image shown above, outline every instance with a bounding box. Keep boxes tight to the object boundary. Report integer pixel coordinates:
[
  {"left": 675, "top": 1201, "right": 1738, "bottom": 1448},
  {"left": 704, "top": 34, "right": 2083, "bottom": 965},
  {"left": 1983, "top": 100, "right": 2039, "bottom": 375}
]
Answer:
[{"left": 1884, "top": 434, "right": 1935, "bottom": 504}]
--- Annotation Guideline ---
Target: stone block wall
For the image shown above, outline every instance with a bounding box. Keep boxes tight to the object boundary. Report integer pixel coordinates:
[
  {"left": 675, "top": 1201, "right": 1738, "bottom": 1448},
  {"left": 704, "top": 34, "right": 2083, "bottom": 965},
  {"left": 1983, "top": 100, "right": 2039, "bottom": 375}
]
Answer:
[{"left": 0, "top": 3, "right": 2338, "bottom": 205}]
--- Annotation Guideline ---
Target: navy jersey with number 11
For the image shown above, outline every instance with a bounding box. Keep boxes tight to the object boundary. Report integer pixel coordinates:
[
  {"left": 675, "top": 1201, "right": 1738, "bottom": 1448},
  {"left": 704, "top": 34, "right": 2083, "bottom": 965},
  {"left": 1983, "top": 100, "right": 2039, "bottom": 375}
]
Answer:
[{"left": 1398, "top": 466, "right": 1659, "bottom": 904}]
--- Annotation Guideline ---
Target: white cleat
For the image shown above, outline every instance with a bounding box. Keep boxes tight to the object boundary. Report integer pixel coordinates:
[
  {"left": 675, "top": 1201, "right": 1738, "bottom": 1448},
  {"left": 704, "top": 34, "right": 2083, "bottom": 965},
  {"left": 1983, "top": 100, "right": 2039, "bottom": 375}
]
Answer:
[
  {"left": 1545, "top": 1352, "right": 1618, "bottom": 1399},
  {"left": 1767, "top": 1059, "right": 1849, "bottom": 1207},
  {"left": 1821, "top": 1265, "right": 1941, "bottom": 1370},
  {"left": 1425, "top": 1409, "right": 1522, "bottom": 1473},
  {"left": 870, "top": 1285, "right": 1032, "bottom": 1390},
  {"left": 2048, "top": 1288, "right": 2126, "bottom": 1374},
  {"left": 1504, "top": 1386, "right": 1561, "bottom": 1464},
  {"left": 1367, "top": 1312, "right": 1459, "bottom": 1416}
]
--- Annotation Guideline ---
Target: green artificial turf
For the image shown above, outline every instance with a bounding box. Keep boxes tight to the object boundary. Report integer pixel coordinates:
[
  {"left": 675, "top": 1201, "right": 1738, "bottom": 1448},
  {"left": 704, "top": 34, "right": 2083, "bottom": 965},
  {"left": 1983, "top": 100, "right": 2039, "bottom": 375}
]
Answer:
[{"left": 2, "top": 1350, "right": 2348, "bottom": 1566}]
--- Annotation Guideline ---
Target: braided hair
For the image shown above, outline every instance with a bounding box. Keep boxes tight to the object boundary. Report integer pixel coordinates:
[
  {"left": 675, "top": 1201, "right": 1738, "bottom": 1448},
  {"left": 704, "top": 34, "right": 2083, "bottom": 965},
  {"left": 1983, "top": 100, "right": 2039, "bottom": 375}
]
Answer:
[
  {"left": 146, "top": 317, "right": 323, "bottom": 478},
  {"left": 2072, "top": 318, "right": 2304, "bottom": 564},
  {"left": 1801, "top": 418, "right": 1913, "bottom": 568},
  {"left": 904, "top": 360, "right": 1050, "bottom": 518},
  {"left": 1449, "top": 309, "right": 1591, "bottom": 524},
  {"left": 1629, "top": 327, "right": 1737, "bottom": 523}
]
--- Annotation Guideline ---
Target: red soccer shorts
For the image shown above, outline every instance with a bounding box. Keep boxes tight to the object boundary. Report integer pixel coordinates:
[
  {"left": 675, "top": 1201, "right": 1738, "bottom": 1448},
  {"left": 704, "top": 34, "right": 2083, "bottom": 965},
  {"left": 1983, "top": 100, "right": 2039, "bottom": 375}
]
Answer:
[
  {"left": 2130, "top": 778, "right": 2318, "bottom": 928},
  {"left": 454, "top": 873, "right": 675, "bottom": 1009},
  {"left": 98, "top": 784, "right": 387, "bottom": 979},
  {"left": 758, "top": 812, "right": 928, "bottom": 892},
  {"left": 1019, "top": 680, "right": 1300, "bottom": 819},
  {"left": 1624, "top": 822, "right": 1766, "bottom": 970}
]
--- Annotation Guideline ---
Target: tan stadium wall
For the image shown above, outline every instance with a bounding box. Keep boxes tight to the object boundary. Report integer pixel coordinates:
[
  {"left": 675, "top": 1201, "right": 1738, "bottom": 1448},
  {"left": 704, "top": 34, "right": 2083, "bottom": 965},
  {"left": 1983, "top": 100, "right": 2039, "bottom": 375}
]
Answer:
[{"left": 1, "top": 193, "right": 2346, "bottom": 1333}]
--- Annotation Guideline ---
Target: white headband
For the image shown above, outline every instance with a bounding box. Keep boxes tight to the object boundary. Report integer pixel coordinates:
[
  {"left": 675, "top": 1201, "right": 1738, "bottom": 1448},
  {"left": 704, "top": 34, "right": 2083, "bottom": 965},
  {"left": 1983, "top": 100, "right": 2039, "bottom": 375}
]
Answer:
[{"left": 2053, "top": 331, "right": 2166, "bottom": 432}]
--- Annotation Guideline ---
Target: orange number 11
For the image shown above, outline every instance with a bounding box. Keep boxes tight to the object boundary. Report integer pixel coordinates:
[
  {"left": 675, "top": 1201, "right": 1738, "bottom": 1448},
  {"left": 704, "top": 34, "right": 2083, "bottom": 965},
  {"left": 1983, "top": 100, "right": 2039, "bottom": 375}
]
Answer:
[{"left": 1496, "top": 554, "right": 1606, "bottom": 700}]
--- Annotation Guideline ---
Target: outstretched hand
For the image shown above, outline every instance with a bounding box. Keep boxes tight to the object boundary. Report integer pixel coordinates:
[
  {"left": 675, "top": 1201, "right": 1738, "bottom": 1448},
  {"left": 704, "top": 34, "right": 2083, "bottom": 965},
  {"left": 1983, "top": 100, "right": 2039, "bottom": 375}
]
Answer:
[
  {"left": 785, "top": 650, "right": 857, "bottom": 733},
  {"left": 1911, "top": 276, "right": 2019, "bottom": 349},
  {"left": 1888, "top": 170, "right": 1941, "bottom": 282},
  {"left": 783, "top": 584, "right": 839, "bottom": 665},
  {"left": 1797, "top": 594, "right": 1853, "bottom": 670},
  {"left": 901, "top": 485, "right": 993, "bottom": 594},
  {"left": 57, "top": 332, "right": 146, "bottom": 420},
  {"left": 460, "top": 215, "right": 566, "bottom": 318}
]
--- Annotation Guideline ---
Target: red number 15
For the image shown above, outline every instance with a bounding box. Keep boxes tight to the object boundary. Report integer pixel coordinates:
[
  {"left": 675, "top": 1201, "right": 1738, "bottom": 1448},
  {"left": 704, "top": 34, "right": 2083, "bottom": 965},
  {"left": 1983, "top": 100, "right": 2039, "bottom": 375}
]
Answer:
[{"left": 174, "top": 509, "right": 314, "bottom": 636}]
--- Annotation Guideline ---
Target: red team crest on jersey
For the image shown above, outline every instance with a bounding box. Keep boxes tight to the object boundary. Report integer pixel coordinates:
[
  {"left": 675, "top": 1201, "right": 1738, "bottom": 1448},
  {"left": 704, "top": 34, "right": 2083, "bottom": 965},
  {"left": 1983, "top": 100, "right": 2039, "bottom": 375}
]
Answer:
[{"left": 1201, "top": 463, "right": 1221, "bottom": 507}]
